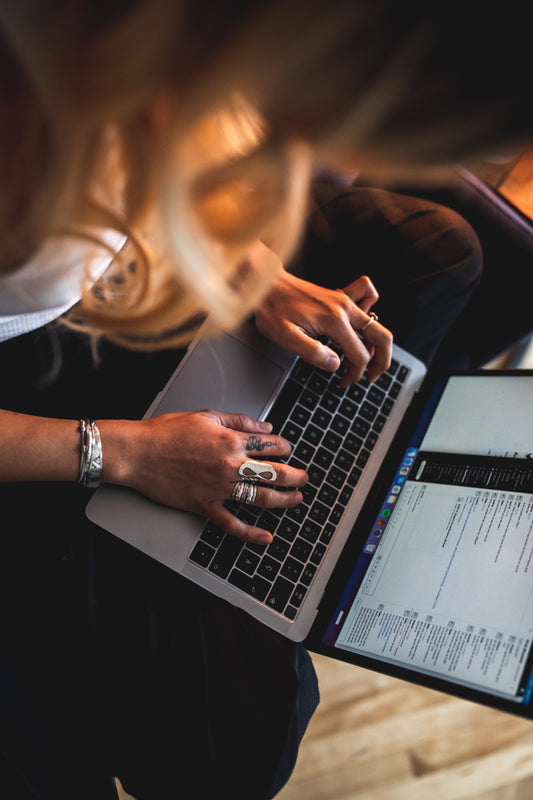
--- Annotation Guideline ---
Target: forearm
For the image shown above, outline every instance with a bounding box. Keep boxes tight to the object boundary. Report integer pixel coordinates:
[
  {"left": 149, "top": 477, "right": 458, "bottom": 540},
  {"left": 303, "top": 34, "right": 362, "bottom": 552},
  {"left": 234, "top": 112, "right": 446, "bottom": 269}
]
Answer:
[{"left": 0, "top": 410, "right": 132, "bottom": 485}]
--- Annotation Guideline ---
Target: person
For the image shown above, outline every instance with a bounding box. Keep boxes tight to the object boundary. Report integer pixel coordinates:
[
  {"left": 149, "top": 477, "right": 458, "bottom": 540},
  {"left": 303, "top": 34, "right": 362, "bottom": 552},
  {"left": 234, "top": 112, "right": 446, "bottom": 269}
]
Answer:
[{"left": 1, "top": 1, "right": 532, "bottom": 798}]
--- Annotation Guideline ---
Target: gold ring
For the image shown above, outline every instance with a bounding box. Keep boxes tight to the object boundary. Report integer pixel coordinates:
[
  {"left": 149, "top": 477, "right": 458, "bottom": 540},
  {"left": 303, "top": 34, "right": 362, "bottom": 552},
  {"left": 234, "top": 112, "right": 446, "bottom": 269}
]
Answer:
[{"left": 360, "top": 311, "right": 379, "bottom": 333}]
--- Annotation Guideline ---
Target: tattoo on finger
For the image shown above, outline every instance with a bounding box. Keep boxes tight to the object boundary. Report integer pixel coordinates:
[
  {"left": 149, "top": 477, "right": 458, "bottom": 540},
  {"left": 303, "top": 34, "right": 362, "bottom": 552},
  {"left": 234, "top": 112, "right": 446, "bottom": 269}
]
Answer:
[{"left": 245, "top": 435, "right": 275, "bottom": 452}]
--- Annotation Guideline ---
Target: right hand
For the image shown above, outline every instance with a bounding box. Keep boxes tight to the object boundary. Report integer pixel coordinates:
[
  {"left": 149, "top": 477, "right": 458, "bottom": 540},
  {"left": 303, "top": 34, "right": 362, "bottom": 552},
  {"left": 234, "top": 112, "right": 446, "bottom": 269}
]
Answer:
[{"left": 101, "top": 410, "right": 308, "bottom": 545}]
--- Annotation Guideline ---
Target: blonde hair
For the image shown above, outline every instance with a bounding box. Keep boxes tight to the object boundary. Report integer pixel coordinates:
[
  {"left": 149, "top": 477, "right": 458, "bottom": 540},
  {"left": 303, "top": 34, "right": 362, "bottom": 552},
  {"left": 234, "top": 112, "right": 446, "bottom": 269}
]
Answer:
[{"left": 1, "top": 0, "right": 532, "bottom": 347}]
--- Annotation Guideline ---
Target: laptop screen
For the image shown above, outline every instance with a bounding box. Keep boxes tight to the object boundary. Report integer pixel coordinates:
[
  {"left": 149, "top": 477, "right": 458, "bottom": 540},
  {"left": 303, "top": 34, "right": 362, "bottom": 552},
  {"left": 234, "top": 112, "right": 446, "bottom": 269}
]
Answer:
[{"left": 322, "top": 373, "right": 533, "bottom": 707}]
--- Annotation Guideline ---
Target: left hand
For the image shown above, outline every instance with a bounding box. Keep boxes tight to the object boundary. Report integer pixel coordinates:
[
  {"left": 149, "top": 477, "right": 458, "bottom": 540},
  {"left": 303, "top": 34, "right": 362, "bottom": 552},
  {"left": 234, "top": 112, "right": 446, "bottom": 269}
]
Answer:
[{"left": 255, "top": 268, "right": 393, "bottom": 385}]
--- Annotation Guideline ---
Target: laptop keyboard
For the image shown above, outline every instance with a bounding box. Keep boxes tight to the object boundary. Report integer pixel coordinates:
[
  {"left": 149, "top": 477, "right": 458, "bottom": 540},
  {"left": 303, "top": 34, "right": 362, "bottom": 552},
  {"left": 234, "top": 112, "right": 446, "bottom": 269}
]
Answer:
[{"left": 189, "top": 345, "right": 410, "bottom": 620}]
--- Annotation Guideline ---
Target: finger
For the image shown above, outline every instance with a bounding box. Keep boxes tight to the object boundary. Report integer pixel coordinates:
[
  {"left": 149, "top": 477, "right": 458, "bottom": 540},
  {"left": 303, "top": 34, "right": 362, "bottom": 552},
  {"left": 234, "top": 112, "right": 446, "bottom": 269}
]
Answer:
[
  {"left": 241, "top": 432, "right": 293, "bottom": 460},
  {"left": 342, "top": 275, "right": 379, "bottom": 313},
  {"left": 207, "top": 502, "right": 274, "bottom": 545},
  {"left": 234, "top": 461, "right": 308, "bottom": 487},
  {"left": 213, "top": 411, "right": 273, "bottom": 435},
  {"left": 359, "top": 321, "right": 393, "bottom": 382},
  {"left": 275, "top": 322, "right": 342, "bottom": 372}
]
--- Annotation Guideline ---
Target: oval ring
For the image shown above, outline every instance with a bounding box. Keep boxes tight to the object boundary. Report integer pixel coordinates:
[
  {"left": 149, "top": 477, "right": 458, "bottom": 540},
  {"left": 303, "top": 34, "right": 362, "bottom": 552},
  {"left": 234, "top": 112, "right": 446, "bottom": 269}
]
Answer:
[{"left": 238, "top": 459, "right": 278, "bottom": 482}]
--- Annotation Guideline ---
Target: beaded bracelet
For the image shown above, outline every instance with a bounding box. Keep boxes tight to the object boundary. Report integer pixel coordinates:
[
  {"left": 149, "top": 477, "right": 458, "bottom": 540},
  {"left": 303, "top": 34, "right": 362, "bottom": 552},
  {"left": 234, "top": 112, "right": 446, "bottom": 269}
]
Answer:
[{"left": 78, "top": 419, "right": 103, "bottom": 489}]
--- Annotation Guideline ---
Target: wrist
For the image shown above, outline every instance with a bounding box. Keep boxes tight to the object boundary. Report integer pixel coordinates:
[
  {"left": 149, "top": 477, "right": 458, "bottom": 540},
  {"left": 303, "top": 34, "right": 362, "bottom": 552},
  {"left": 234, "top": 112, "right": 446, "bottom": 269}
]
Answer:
[{"left": 97, "top": 418, "right": 142, "bottom": 488}]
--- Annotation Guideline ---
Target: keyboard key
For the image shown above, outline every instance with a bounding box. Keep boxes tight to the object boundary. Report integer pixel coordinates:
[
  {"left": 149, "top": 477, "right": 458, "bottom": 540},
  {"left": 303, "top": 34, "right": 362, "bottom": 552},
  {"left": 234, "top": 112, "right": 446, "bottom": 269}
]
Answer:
[
  {"left": 356, "top": 448, "right": 371, "bottom": 469},
  {"left": 291, "top": 406, "right": 311, "bottom": 427},
  {"left": 257, "top": 555, "right": 281, "bottom": 581},
  {"left": 323, "top": 430, "right": 342, "bottom": 452},
  {"left": 209, "top": 536, "right": 243, "bottom": 579},
  {"left": 320, "top": 392, "right": 340, "bottom": 413},
  {"left": 257, "top": 510, "right": 280, "bottom": 534},
  {"left": 189, "top": 540, "right": 216, "bottom": 568},
  {"left": 285, "top": 605, "right": 298, "bottom": 620},
  {"left": 307, "top": 464, "right": 326, "bottom": 487},
  {"left": 266, "top": 577, "right": 294, "bottom": 611},
  {"left": 351, "top": 417, "right": 370, "bottom": 438},
  {"left": 201, "top": 523, "right": 225, "bottom": 549},
  {"left": 320, "top": 523, "right": 335, "bottom": 545},
  {"left": 329, "top": 503, "right": 344, "bottom": 526},
  {"left": 331, "top": 415, "right": 349, "bottom": 436},
  {"left": 277, "top": 518, "right": 299, "bottom": 542},
  {"left": 327, "top": 465, "right": 347, "bottom": 489},
  {"left": 398, "top": 365, "right": 409, "bottom": 382},
  {"left": 300, "top": 518, "right": 321, "bottom": 543},
  {"left": 281, "top": 421, "right": 303, "bottom": 445},
  {"left": 389, "top": 381, "right": 402, "bottom": 399},
  {"left": 301, "top": 564, "right": 317, "bottom": 586},
  {"left": 300, "top": 389, "right": 319, "bottom": 410},
  {"left": 300, "top": 483, "right": 317, "bottom": 505},
  {"left": 314, "top": 447, "right": 334, "bottom": 469},
  {"left": 236, "top": 549, "right": 261, "bottom": 575},
  {"left": 309, "top": 501, "right": 329, "bottom": 527},
  {"left": 228, "top": 569, "right": 270, "bottom": 601},
  {"left": 360, "top": 401, "right": 378, "bottom": 422},
  {"left": 335, "top": 448, "right": 355, "bottom": 472},
  {"left": 373, "top": 414, "right": 386, "bottom": 433},
  {"left": 286, "top": 503, "right": 309, "bottom": 524},
  {"left": 376, "top": 372, "right": 392, "bottom": 390},
  {"left": 291, "top": 360, "right": 314, "bottom": 383},
  {"left": 347, "top": 466, "right": 362, "bottom": 486},
  {"left": 318, "top": 484, "right": 338, "bottom": 506},
  {"left": 267, "top": 536, "right": 290, "bottom": 562},
  {"left": 308, "top": 373, "right": 329, "bottom": 394},
  {"left": 311, "top": 542, "right": 327, "bottom": 565},
  {"left": 294, "top": 440, "right": 315, "bottom": 463},
  {"left": 339, "top": 398, "right": 358, "bottom": 418},
  {"left": 290, "top": 537, "right": 313, "bottom": 563},
  {"left": 367, "top": 386, "right": 385, "bottom": 407},
  {"left": 347, "top": 383, "right": 365, "bottom": 403},
  {"left": 281, "top": 556, "right": 304, "bottom": 582},
  {"left": 345, "top": 433, "right": 363, "bottom": 453},
  {"left": 305, "top": 423, "right": 324, "bottom": 447},
  {"left": 290, "top": 584, "right": 307, "bottom": 607},
  {"left": 311, "top": 408, "right": 332, "bottom": 429}
]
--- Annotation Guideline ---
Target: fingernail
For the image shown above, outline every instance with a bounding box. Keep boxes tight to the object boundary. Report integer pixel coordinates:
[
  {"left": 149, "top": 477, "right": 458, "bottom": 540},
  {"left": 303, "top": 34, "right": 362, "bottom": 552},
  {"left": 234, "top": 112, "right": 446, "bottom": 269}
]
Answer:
[
  {"left": 323, "top": 352, "right": 340, "bottom": 371},
  {"left": 255, "top": 532, "right": 272, "bottom": 545}
]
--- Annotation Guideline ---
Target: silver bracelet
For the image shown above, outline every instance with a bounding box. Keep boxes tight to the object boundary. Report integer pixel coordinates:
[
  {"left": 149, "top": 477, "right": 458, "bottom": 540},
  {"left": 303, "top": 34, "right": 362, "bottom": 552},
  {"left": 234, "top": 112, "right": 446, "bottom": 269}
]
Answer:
[{"left": 78, "top": 419, "right": 103, "bottom": 489}]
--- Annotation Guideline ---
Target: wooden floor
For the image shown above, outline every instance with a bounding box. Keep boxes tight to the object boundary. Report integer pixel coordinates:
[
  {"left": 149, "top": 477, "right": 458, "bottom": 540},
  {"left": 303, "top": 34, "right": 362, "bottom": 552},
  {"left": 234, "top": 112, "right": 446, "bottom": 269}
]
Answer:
[{"left": 276, "top": 654, "right": 533, "bottom": 800}]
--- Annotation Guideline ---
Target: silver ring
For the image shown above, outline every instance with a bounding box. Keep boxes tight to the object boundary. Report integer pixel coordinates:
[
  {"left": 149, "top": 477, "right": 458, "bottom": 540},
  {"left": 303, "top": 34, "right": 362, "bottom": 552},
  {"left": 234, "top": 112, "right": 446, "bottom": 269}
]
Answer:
[
  {"left": 360, "top": 311, "right": 378, "bottom": 333},
  {"left": 238, "top": 459, "right": 278, "bottom": 482},
  {"left": 231, "top": 481, "right": 247, "bottom": 502},
  {"left": 231, "top": 481, "right": 257, "bottom": 505},
  {"left": 243, "top": 483, "right": 257, "bottom": 505}
]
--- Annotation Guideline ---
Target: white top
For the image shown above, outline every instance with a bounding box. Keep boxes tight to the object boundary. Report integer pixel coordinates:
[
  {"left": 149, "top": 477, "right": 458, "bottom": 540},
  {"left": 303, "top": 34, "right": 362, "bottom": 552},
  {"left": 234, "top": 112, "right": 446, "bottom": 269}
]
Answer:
[{"left": 0, "top": 229, "right": 127, "bottom": 341}]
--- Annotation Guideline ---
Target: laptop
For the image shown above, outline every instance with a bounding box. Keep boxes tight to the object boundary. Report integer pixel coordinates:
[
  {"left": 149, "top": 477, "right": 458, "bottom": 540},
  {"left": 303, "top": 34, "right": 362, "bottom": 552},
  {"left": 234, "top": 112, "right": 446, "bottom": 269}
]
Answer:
[{"left": 86, "top": 319, "right": 533, "bottom": 717}]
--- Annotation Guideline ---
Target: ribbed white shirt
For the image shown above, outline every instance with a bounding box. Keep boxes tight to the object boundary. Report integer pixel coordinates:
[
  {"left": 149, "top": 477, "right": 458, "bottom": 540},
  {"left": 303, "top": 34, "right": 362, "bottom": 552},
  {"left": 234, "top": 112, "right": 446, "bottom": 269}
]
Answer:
[{"left": 0, "top": 229, "right": 127, "bottom": 341}]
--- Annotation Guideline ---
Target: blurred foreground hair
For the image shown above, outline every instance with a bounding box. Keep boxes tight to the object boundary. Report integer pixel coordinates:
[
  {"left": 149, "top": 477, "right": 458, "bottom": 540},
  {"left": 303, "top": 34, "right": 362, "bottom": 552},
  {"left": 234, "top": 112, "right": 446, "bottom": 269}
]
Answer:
[{"left": 1, "top": 0, "right": 532, "bottom": 347}]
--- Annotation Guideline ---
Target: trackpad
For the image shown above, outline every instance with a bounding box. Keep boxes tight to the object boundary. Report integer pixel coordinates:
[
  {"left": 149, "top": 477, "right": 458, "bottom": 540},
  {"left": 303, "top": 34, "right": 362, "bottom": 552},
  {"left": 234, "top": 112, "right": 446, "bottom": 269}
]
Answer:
[{"left": 150, "top": 332, "right": 285, "bottom": 419}]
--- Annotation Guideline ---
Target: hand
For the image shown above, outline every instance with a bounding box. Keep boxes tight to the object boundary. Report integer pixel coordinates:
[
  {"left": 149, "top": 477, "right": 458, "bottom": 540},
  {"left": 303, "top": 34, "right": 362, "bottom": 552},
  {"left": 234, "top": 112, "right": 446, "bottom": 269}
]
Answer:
[
  {"left": 255, "top": 269, "right": 393, "bottom": 385},
  {"left": 102, "top": 411, "right": 307, "bottom": 544}
]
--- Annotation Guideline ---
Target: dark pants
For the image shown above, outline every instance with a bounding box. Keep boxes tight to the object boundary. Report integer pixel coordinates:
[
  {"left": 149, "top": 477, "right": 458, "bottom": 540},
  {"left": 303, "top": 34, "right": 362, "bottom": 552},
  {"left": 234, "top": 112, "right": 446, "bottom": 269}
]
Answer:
[{"left": 0, "top": 186, "right": 487, "bottom": 800}]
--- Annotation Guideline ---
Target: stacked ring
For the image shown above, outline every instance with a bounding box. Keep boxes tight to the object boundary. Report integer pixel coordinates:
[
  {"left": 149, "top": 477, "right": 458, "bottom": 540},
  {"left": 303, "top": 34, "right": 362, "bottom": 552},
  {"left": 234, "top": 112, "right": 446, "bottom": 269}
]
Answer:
[{"left": 231, "top": 481, "right": 257, "bottom": 505}]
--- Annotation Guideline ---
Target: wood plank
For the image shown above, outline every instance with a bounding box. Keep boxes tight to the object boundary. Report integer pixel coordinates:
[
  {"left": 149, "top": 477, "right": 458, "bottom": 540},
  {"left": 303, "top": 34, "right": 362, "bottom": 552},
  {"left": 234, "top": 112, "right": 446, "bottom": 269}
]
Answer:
[{"left": 277, "top": 654, "right": 533, "bottom": 800}]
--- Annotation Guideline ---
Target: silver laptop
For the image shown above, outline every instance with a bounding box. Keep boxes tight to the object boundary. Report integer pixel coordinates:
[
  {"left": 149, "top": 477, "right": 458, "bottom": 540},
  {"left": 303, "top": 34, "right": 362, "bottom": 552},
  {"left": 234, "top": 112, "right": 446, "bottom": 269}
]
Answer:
[{"left": 86, "top": 318, "right": 426, "bottom": 641}]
